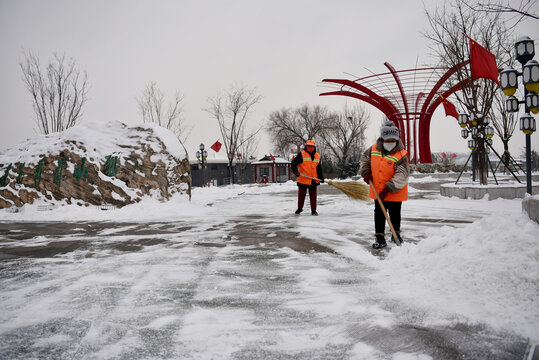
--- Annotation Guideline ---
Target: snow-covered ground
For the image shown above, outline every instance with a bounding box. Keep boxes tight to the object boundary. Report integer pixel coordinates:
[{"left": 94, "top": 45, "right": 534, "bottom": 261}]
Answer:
[{"left": 0, "top": 180, "right": 537, "bottom": 359}]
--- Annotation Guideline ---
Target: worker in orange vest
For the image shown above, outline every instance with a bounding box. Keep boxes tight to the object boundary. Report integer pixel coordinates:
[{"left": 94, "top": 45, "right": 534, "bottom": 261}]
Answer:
[
  {"left": 359, "top": 121, "right": 409, "bottom": 248},
  {"left": 291, "top": 139, "right": 325, "bottom": 215}
]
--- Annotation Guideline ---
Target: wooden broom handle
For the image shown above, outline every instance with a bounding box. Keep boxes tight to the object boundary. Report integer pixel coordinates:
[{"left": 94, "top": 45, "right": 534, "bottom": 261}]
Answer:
[
  {"left": 298, "top": 173, "right": 323, "bottom": 182},
  {"left": 369, "top": 180, "right": 400, "bottom": 246}
]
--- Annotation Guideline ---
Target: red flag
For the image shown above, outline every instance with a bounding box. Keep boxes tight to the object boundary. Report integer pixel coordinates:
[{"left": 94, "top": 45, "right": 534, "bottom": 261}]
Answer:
[
  {"left": 269, "top": 153, "right": 276, "bottom": 162},
  {"left": 210, "top": 141, "right": 222, "bottom": 152},
  {"left": 441, "top": 152, "right": 447, "bottom": 158},
  {"left": 467, "top": 35, "right": 500, "bottom": 86},
  {"left": 440, "top": 95, "right": 458, "bottom": 120},
  {"left": 451, "top": 153, "right": 457, "bottom": 158}
]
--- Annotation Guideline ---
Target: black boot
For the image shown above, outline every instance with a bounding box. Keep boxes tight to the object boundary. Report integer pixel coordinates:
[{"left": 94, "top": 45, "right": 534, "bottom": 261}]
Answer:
[
  {"left": 311, "top": 210, "right": 318, "bottom": 216},
  {"left": 391, "top": 232, "right": 403, "bottom": 244},
  {"left": 372, "top": 233, "right": 387, "bottom": 249},
  {"left": 295, "top": 208, "right": 303, "bottom": 215}
]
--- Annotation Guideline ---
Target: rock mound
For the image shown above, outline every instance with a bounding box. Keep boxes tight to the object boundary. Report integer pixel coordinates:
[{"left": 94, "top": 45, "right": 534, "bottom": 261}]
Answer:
[{"left": 0, "top": 121, "right": 191, "bottom": 209}]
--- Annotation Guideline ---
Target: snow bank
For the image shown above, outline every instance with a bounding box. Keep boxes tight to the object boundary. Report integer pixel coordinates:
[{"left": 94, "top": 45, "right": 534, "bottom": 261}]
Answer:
[
  {"left": 141, "top": 123, "right": 186, "bottom": 159},
  {"left": 0, "top": 181, "right": 297, "bottom": 221},
  {"left": 0, "top": 121, "right": 187, "bottom": 165},
  {"left": 0, "top": 120, "right": 191, "bottom": 208},
  {"left": 373, "top": 209, "right": 539, "bottom": 339},
  {"left": 408, "top": 175, "right": 454, "bottom": 184}
]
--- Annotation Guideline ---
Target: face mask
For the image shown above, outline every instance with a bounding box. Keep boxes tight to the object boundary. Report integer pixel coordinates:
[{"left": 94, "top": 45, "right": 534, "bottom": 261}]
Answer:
[{"left": 383, "top": 142, "right": 396, "bottom": 152}]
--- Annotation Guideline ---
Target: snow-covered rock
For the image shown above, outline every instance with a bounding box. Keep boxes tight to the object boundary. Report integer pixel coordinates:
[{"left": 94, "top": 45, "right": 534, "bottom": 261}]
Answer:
[{"left": 0, "top": 121, "right": 191, "bottom": 208}]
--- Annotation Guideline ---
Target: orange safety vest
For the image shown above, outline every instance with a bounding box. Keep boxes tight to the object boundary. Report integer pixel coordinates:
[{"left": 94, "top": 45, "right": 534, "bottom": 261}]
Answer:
[
  {"left": 297, "top": 150, "right": 320, "bottom": 185},
  {"left": 369, "top": 144, "right": 408, "bottom": 201}
]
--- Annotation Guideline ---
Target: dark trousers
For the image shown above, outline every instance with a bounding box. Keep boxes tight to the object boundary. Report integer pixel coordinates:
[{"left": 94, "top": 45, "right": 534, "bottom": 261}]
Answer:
[
  {"left": 374, "top": 200, "right": 402, "bottom": 234},
  {"left": 298, "top": 187, "right": 317, "bottom": 211}
]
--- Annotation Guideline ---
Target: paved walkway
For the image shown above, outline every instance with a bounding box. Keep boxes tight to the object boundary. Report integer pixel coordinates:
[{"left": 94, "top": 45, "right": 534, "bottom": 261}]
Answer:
[{"left": 0, "top": 183, "right": 528, "bottom": 359}]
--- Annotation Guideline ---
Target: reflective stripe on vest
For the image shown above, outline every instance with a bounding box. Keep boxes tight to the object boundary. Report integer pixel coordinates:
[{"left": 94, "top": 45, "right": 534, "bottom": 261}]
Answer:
[
  {"left": 298, "top": 150, "right": 320, "bottom": 185},
  {"left": 369, "top": 144, "right": 408, "bottom": 201}
]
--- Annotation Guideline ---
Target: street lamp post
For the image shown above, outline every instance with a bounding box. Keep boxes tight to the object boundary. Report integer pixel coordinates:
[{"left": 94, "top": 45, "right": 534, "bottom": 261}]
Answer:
[
  {"left": 195, "top": 143, "right": 208, "bottom": 186},
  {"left": 457, "top": 97, "right": 495, "bottom": 183},
  {"left": 457, "top": 102, "right": 498, "bottom": 184},
  {"left": 499, "top": 36, "right": 538, "bottom": 195},
  {"left": 521, "top": 113, "right": 537, "bottom": 193},
  {"left": 454, "top": 128, "right": 476, "bottom": 184}
]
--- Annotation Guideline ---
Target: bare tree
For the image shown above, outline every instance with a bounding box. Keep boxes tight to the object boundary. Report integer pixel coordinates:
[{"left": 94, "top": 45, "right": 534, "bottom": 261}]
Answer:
[
  {"left": 236, "top": 134, "right": 258, "bottom": 184},
  {"left": 205, "top": 85, "right": 262, "bottom": 184},
  {"left": 320, "top": 104, "right": 369, "bottom": 178},
  {"left": 20, "top": 51, "right": 89, "bottom": 134},
  {"left": 464, "top": 0, "right": 538, "bottom": 22},
  {"left": 423, "top": 0, "right": 514, "bottom": 184},
  {"left": 137, "top": 82, "right": 191, "bottom": 143},
  {"left": 267, "top": 104, "right": 336, "bottom": 156}
]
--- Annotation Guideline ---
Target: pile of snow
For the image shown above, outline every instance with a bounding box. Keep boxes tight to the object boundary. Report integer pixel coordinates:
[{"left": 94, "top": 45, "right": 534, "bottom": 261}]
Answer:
[
  {"left": 0, "top": 121, "right": 185, "bottom": 165},
  {"left": 372, "top": 206, "right": 539, "bottom": 338},
  {"left": 145, "top": 123, "right": 187, "bottom": 159},
  {"left": 0, "top": 181, "right": 297, "bottom": 221},
  {"left": 408, "top": 175, "right": 455, "bottom": 184},
  {"left": 0, "top": 121, "right": 190, "bottom": 208}
]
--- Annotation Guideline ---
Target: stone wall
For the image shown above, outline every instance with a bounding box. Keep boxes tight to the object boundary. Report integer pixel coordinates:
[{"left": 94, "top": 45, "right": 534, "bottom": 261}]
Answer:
[{"left": 0, "top": 122, "right": 191, "bottom": 209}]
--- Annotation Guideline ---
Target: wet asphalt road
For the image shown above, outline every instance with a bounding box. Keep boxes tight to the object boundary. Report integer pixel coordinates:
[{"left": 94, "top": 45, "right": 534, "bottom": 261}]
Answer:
[{"left": 0, "top": 182, "right": 530, "bottom": 360}]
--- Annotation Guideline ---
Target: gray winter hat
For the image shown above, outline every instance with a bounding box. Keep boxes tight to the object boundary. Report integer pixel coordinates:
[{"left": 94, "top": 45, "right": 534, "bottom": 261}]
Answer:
[{"left": 381, "top": 121, "right": 399, "bottom": 140}]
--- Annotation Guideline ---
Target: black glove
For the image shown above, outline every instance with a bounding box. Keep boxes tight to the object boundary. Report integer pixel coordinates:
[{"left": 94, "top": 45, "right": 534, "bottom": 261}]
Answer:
[
  {"left": 363, "top": 172, "right": 372, "bottom": 184},
  {"left": 320, "top": 177, "right": 325, "bottom": 183},
  {"left": 379, "top": 187, "right": 390, "bottom": 200}
]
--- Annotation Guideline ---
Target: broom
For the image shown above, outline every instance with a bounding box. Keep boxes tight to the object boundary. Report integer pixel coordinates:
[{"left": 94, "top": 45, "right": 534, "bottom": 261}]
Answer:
[
  {"left": 368, "top": 180, "right": 401, "bottom": 246},
  {"left": 300, "top": 173, "right": 401, "bottom": 246},
  {"left": 298, "top": 173, "right": 370, "bottom": 202}
]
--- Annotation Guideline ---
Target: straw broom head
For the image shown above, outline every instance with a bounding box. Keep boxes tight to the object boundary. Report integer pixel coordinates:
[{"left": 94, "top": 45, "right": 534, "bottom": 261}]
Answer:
[
  {"left": 327, "top": 180, "right": 370, "bottom": 201},
  {"left": 297, "top": 173, "right": 370, "bottom": 202}
]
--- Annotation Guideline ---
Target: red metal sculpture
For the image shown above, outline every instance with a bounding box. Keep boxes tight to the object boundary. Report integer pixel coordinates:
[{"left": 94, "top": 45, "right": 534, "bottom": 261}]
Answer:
[{"left": 320, "top": 61, "right": 469, "bottom": 163}]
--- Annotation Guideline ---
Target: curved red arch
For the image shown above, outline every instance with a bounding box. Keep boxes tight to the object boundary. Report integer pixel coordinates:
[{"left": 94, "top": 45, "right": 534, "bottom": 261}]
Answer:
[
  {"left": 385, "top": 62, "right": 410, "bottom": 153},
  {"left": 321, "top": 61, "right": 472, "bottom": 163},
  {"left": 320, "top": 90, "right": 395, "bottom": 119}
]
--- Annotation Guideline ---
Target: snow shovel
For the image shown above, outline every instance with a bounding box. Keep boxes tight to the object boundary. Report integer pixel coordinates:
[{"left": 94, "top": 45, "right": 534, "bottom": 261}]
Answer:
[
  {"left": 298, "top": 174, "right": 370, "bottom": 202},
  {"left": 369, "top": 180, "right": 401, "bottom": 246}
]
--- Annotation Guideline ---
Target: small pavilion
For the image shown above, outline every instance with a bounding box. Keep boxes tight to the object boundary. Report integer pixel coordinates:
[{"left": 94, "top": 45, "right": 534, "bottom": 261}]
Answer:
[{"left": 251, "top": 155, "right": 291, "bottom": 183}]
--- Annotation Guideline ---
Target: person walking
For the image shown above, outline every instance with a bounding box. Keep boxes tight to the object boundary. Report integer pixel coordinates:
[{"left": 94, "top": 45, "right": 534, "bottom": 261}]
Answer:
[
  {"left": 359, "top": 121, "right": 409, "bottom": 248},
  {"left": 291, "top": 139, "right": 325, "bottom": 216}
]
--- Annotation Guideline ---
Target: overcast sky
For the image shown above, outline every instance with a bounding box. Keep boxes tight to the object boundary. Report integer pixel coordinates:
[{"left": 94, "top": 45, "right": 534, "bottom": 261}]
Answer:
[{"left": 1, "top": 0, "right": 538, "bottom": 160}]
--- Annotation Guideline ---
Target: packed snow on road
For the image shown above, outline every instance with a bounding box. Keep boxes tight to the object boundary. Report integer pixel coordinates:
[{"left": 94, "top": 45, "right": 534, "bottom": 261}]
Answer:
[{"left": 0, "top": 180, "right": 537, "bottom": 359}]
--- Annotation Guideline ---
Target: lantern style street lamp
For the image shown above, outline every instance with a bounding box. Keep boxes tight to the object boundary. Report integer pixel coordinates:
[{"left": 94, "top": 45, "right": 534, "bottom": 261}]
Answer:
[
  {"left": 523, "top": 59, "right": 539, "bottom": 93},
  {"left": 500, "top": 35, "right": 537, "bottom": 194},
  {"left": 506, "top": 96, "right": 519, "bottom": 112},
  {"left": 458, "top": 113, "right": 470, "bottom": 127},
  {"left": 457, "top": 96, "right": 493, "bottom": 183},
  {"left": 520, "top": 113, "right": 537, "bottom": 134},
  {"left": 485, "top": 126, "right": 494, "bottom": 138},
  {"left": 516, "top": 36, "right": 535, "bottom": 63},
  {"left": 525, "top": 92, "right": 539, "bottom": 114},
  {"left": 500, "top": 68, "right": 519, "bottom": 96},
  {"left": 196, "top": 143, "right": 208, "bottom": 186},
  {"left": 455, "top": 98, "right": 494, "bottom": 184}
]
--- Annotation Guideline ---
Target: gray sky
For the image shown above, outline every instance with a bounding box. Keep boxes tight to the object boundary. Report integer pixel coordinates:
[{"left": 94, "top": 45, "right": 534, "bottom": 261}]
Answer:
[{"left": 1, "top": 0, "right": 538, "bottom": 160}]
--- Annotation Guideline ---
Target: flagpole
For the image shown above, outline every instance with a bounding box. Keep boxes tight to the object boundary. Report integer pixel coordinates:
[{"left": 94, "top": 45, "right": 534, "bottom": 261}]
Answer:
[{"left": 462, "top": 32, "right": 473, "bottom": 41}]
